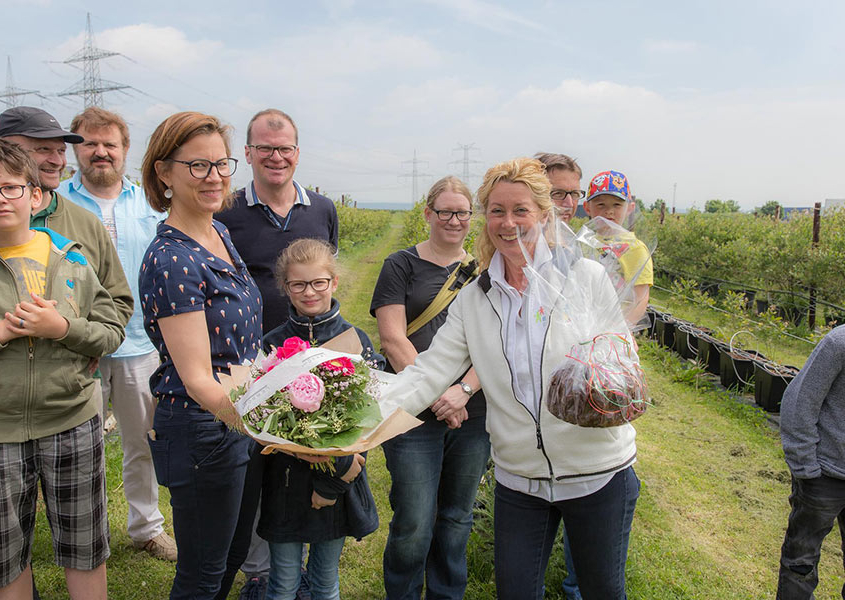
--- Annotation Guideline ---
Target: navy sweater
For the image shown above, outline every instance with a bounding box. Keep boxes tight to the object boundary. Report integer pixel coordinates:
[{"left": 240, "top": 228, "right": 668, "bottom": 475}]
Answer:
[{"left": 216, "top": 185, "right": 338, "bottom": 333}]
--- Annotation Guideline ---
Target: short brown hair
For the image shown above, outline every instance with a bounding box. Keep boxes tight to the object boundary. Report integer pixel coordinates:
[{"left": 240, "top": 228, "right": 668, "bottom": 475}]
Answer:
[
  {"left": 70, "top": 106, "right": 130, "bottom": 148},
  {"left": 0, "top": 138, "right": 41, "bottom": 188},
  {"left": 425, "top": 175, "right": 472, "bottom": 210},
  {"left": 142, "top": 112, "right": 233, "bottom": 212},
  {"left": 246, "top": 109, "right": 298, "bottom": 145},
  {"left": 533, "top": 152, "right": 582, "bottom": 178},
  {"left": 274, "top": 238, "right": 337, "bottom": 295}
]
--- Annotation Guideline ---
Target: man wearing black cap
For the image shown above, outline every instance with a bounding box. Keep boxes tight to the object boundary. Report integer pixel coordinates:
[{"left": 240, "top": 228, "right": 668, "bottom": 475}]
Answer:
[{"left": 0, "top": 106, "right": 132, "bottom": 338}]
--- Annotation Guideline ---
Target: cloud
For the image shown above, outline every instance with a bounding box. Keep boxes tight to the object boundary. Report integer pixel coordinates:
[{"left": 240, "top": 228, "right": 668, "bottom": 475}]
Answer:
[
  {"left": 421, "top": 0, "right": 545, "bottom": 33},
  {"left": 370, "top": 77, "right": 500, "bottom": 127},
  {"left": 644, "top": 39, "right": 700, "bottom": 54},
  {"left": 55, "top": 24, "right": 224, "bottom": 69}
]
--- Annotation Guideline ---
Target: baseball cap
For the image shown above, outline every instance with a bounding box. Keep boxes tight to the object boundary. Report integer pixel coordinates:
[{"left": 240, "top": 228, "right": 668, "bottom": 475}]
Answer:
[
  {"left": 0, "top": 106, "right": 83, "bottom": 143},
  {"left": 586, "top": 170, "right": 631, "bottom": 203}
]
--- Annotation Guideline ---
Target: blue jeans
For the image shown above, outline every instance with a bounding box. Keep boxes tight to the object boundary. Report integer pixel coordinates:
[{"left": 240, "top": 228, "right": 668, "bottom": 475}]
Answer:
[
  {"left": 562, "top": 529, "right": 582, "bottom": 599},
  {"left": 777, "top": 475, "right": 845, "bottom": 599},
  {"left": 148, "top": 401, "right": 251, "bottom": 599},
  {"left": 267, "top": 538, "right": 345, "bottom": 600},
  {"left": 382, "top": 414, "right": 490, "bottom": 600},
  {"left": 493, "top": 466, "right": 639, "bottom": 600}
]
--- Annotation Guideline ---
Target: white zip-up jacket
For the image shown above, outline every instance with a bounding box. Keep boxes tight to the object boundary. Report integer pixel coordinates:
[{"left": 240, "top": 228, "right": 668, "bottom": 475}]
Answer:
[{"left": 389, "top": 256, "right": 637, "bottom": 482}]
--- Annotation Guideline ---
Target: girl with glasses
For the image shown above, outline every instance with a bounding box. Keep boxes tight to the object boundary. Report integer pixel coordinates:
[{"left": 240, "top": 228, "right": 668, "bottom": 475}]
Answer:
[{"left": 258, "top": 238, "right": 384, "bottom": 600}]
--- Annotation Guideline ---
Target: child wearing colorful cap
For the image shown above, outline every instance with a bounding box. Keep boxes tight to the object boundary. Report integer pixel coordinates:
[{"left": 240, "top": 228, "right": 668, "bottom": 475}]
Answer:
[
  {"left": 583, "top": 170, "right": 654, "bottom": 324},
  {"left": 0, "top": 139, "right": 124, "bottom": 599}
]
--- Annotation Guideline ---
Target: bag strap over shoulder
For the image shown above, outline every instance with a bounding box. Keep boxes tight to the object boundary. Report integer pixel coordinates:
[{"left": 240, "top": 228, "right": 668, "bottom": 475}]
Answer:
[{"left": 406, "top": 253, "right": 479, "bottom": 337}]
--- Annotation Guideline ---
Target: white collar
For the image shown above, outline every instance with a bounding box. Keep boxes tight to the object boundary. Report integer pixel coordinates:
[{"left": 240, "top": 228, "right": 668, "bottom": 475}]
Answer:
[{"left": 245, "top": 179, "right": 311, "bottom": 207}]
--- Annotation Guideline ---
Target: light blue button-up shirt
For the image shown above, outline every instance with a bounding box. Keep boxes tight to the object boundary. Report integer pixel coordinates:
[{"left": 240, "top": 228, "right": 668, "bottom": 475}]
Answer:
[{"left": 58, "top": 173, "right": 164, "bottom": 357}]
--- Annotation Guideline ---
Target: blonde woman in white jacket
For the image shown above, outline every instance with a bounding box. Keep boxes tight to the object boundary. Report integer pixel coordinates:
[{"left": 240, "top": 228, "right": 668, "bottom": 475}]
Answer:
[{"left": 388, "top": 158, "right": 640, "bottom": 600}]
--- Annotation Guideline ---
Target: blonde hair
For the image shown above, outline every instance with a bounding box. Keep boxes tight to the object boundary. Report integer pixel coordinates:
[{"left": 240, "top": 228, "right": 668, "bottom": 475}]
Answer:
[
  {"left": 142, "top": 111, "right": 233, "bottom": 212},
  {"left": 474, "top": 157, "right": 553, "bottom": 268},
  {"left": 274, "top": 238, "right": 338, "bottom": 295},
  {"left": 425, "top": 175, "right": 472, "bottom": 210}
]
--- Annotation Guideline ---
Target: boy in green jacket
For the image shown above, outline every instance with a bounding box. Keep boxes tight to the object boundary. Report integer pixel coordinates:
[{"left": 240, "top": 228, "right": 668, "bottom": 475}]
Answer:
[{"left": 0, "top": 139, "right": 124, "bottom": 599}]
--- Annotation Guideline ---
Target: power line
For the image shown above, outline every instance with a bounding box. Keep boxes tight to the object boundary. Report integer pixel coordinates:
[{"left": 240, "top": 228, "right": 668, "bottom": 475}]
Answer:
[
  {"left": 56, "top": 13, "right": 130, "bottom": 108},
  {"left": 1, "top": 56, "right": 40, "bottom": 107},
  {"left": 399, "top": 150, "right": 431, "bottom": 204},
  {"left": 449, "top": 142, "right": 483, "bottom": 187}
]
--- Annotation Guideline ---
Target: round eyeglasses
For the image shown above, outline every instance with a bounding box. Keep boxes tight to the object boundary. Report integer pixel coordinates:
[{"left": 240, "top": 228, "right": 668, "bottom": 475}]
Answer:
[
  {"left": 432, "top": 209, "right": 472, "bottom": 222},
  {"left": 165, "top": 158, "right": 238, "bottom": 179},
  {"left": 285, "top": 278, "right": 332, "bottom": 294}
]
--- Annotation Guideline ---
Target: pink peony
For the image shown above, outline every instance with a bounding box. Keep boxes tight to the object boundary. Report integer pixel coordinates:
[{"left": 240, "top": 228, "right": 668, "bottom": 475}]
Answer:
[
  {"left": 280, "top": 337, "right": 311, "bottom": 359},
  {"left": 320, "top": 357, "right": 356, "bottom": 377},
  {"left": 287, "top": 373, "right": 324, "bottom": 413}
]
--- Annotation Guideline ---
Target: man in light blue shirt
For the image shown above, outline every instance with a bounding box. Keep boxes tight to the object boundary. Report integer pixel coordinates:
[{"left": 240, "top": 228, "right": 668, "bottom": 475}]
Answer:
[{"left": 57, "top": 107, "right": 175, "bottom": 562}]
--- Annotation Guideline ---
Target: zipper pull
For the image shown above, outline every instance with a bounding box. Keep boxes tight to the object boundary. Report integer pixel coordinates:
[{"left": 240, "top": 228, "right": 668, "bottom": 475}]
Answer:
[
  {"left": 285, "top": 466, "right": 290, "bottom": 487},
  {"left": 308, "top": 321, "right": 314, "bottom": 344},
  {"left": 535, "top": 422, "right": 543, "bottom": 449},
  {"left": 28, "top": 343, "right": 34, "bottom": 360}
]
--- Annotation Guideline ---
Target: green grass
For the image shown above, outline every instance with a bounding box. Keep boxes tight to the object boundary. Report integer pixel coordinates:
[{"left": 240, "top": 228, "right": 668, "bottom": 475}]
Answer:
[{"left": 27, "top": 215, "right": 845, "bottom": 598}]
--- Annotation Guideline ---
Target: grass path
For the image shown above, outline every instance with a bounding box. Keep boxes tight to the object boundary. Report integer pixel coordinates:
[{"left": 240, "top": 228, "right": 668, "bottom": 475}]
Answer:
[{"left": 29, "top": 214, "right": 845, "bottom": 598}]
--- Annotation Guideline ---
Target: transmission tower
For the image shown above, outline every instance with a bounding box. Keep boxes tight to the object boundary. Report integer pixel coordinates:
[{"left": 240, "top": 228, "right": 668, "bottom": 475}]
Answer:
[
  {"left": 57, "top": 13, "right": 129, "bottom": 107},
  {"left": 399, "top": 150, "right": 431, "bottom": 203},
  {"left": 1, "top": 57, "right": 39, "bottom": 107},
  {"left": 449, "top": 142, "right": 483, "bottom": 187}
]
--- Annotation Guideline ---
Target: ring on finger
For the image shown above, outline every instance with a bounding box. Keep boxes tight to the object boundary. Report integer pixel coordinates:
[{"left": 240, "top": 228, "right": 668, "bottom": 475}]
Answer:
[{"left": 19, "top": 318, "right": 24, "bottom": 328}]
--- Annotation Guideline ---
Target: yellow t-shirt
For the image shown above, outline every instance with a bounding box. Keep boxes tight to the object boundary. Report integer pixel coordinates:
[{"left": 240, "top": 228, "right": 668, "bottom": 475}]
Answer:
[
  {"left": 0, "top": 230, "right": 50, "bottom": 299},
  {"left": 597, "top": 232, "right": 654, "bottom": 287}
]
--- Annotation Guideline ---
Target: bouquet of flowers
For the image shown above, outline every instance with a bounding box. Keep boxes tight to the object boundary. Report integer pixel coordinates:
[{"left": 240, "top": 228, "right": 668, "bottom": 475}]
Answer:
[
  {"left": 224, "top": 336, "right": 420, "bottom": 455},
  {"left": 519, "top": 217, "right": 652, "bottom": 427}
]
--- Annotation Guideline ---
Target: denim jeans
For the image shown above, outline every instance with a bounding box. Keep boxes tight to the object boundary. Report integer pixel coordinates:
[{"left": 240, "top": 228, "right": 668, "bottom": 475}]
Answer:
[
  {"left": 382, "top": 414, "right": 490, "bottom": 600},
  {"left": 267, "top": 538, "right": 345, "bottom": 600},
  {"left": 562, "top": 529, "right": 582, "bottom": 599},
  {"left": 147, "top": 401, "right": 251, "bottom": 599},
  {"left": 493, "top": 466, "right": 639, "bottom": 600},
  {"left": 777, "top": 475, "right": 845, "bottom": 599}
]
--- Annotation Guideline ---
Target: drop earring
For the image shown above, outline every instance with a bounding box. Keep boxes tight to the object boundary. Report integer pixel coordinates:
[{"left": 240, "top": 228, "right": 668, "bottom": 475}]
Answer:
[{"left": 164, "top": 188, "right": 173, "bottom": 199}]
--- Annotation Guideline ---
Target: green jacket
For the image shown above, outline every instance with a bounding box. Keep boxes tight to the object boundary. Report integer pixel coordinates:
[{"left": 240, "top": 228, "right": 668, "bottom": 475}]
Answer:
[
  {"left": 0, "top": 228, "right": 126, "bottom": 442},
  {"left": 33, "top": 191, "right": 134, "bottom": 330}
]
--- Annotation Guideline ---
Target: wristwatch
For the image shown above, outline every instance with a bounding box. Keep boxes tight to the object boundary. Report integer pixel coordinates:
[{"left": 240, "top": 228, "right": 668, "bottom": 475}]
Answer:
[{"left": 458, "top": 382, "right": 473, "bottom": 396}]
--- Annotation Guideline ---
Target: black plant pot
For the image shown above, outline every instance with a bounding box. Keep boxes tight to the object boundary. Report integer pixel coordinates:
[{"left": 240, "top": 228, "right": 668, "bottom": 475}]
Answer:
[
  {"left": 674, "top": 326, "right": 698, "bottom": 360},
  {"left": 699, "top": 281, "right": 720, "bottom": 297},
  {"left": 754, "top": 363, "right": 799, "bottom": 412},
  {"left": 775, "top": 305, "right": 805, "bottom": 325},
  {"left": 741, "top": 289, "right": 757, "bottom": 306},
  {"left": 755, "top": 299, "right": 769, "bottom": 315},
  {"left": 825, "top": 311, "right": 845, "bottom": 326},
  {"left": 655, "top": 315, "right": 676, "bottom": 349},
  {"left": 720, "top": 350, "right": 766, "bottom": 389},
  {"left": 645, "top": 308, "right": 660, "bottom": 338},
  {"left": 694, "top": 333, "right": 721, "bottom": 374}
]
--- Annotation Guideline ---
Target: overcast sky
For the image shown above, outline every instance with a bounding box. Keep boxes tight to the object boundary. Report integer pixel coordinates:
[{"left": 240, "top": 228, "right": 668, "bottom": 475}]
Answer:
[{"left": 2, "top": 0, "right": 843, "bottom": 210}]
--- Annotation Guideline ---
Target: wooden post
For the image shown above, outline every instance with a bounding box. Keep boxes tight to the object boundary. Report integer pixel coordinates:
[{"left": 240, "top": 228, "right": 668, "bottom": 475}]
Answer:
[
  {"left": 808, "top": 202, "right": 821, "bottom": 329},
  {"left": 775, "top": 205, "right": 781, "bottom": 220},
  {"left": 660, "top": 203, "right": 665, "bottom": 224}
]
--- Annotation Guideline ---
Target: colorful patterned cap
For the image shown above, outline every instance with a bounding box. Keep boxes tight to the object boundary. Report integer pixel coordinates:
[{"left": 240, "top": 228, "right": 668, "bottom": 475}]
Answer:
[{"left": 586, "top": 170, "right": 632, "bottom": 203}]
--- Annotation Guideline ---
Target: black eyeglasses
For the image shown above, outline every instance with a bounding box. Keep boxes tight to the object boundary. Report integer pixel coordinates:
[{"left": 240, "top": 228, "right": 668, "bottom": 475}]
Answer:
[
  {"left": 285, "top": 278, "right": 332, "bottom": 293},
  {"left": 247, "top": 145, "right": 298, "bottom": 159},
  {"left": 432, "top": 209, "right": 472, "bottom": 222},
  {"left": 551, "top": 189, "right": 585, "bottom": 201},
  {"left": 166, "top": 158, "right": 238, "bottom": 179},
  {"left": 0, "top": 183, "right": 32, "bottom": 200}
]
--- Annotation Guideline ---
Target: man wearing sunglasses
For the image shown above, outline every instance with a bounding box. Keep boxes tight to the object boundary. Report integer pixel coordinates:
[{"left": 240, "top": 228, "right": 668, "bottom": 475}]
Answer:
[
  {"left": 215, "top": 109, "right": 338, "bottom": 600},
  {"left": 534, "top": 152, "right": 584, "bottom": 224},
  {"left": 217, "top": 109, "right": 338, "bottom": 335}
]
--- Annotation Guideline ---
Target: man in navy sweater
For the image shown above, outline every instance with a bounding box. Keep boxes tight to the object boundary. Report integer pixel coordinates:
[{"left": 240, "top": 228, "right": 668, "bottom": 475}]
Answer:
[
  {"left": 215, "top": 109, "right": 337, "bottom": 600},
  {"left": 216, "top": 109, "right": 338, "bottom": 334}
]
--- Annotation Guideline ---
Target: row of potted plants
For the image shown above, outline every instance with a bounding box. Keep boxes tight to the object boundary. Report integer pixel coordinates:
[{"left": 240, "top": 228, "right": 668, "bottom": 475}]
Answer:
[{"left": 646, "top": 307, "right": 800, "bottom": 413}]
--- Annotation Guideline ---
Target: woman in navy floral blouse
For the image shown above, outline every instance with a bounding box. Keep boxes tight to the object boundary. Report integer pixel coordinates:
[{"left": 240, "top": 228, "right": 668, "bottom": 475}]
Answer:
[{"left": 138, "top": 112, "right": 262, "bottom": 599}]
